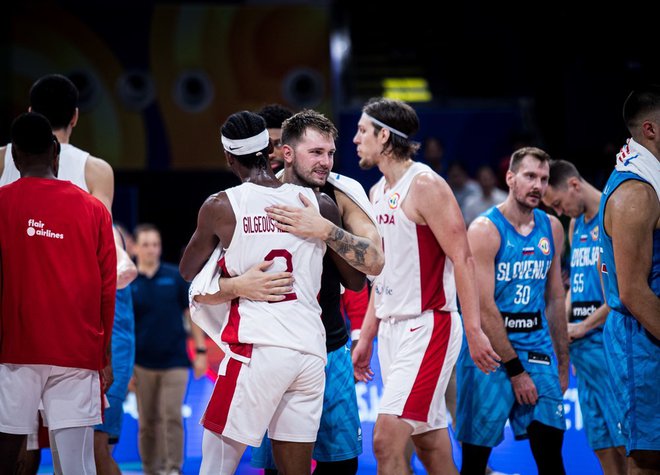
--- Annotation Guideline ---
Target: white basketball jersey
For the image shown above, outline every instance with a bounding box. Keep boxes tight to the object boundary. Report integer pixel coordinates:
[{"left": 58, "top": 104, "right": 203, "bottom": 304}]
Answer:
[
  {"left": 371, "top": 162, "right": 457, "bottom": 319},
  {"left": 221, "top": 182, "right": 327, "bottom": 362},
  {"left": 1, "top": 143, "right": 89, "bottom": 191}
]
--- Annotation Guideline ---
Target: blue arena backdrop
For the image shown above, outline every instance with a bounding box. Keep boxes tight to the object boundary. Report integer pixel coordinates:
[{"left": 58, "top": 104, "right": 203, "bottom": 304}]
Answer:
[{"left": 38, "top": 340, "right": 601, "bottom": 474}]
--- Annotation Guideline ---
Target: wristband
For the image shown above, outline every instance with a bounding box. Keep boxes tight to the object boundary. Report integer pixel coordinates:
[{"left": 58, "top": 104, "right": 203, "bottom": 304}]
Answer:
[
  {"left": 503, "top": 357, "right": 524, "bottom": 378},
  {"left": 195, "top": 348, "right": 207, "bottom": 355}
]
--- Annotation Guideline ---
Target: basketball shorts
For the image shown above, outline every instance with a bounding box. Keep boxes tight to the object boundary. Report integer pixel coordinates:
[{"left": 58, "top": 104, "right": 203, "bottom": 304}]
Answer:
[
  {"left": 456, "top": 348, "right": 566, "bottom": 447},
  {"left": 603, "top": 310, "right": 660, "bottom": 454},
  {"left": 0, "top": 364, "right": 102, "bottom": 434},
  {"left": 378, "top": 310, "right": 463, "bottom": 435},
  {"left": 202, "top": 345, "right": 325, "bottom": 447}
]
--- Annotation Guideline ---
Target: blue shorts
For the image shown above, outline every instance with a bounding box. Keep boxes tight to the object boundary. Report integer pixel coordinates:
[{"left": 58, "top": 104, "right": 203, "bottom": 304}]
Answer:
[
  {"left": 94, "top": 393, "right": 125, "bottom": 442},
  {"left": 603, "top": 310, "right": 660, "bottom": 454},
  {"left": 94, "top": 334, "right": 133, "bottom": 442},
  {"left": 251, "top": 344, "right": 362, "bottom": 468},
  {"left": 570, "top": 330, "right": 625, "bottom": 450},
  {"left": 456, "top": 346, "right": 565, "bottom": 447}
]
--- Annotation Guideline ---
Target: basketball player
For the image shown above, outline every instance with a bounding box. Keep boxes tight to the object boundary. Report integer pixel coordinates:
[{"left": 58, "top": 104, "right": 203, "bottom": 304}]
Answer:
[
  {"left": 179, "top": 110, "right": 350, "bottom": 475},
  {"left": 0, "top": 112, "right": 116, "bottom": 473},
  {"left": 0, "top": 73, "right": 138, "bottom": 474},
  {"left": 350, "top": 97, "right": 499, "bottom": 475},
  {"left": 599, "top": 85, "right": 660, "bottom": 474},
  {"left": 543, "top": 159, "right": 625, "bottom": 474},
  {"left": 457, "top": 147, "right": 568, "bottom": 475}
]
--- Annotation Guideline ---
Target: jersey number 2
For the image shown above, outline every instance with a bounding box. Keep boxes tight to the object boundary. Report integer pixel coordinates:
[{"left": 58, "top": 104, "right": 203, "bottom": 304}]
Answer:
[{"left": 264, "top": 249, "right": 297, "bottom": 303}]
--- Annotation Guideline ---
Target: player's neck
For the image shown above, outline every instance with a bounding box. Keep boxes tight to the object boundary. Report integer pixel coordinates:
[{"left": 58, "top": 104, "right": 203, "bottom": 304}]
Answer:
[
  {"left": 582, "top": 184, "right": 602, "bottom": 222},
  {"left": 53, "top": 129, "right": 71, "bottom": 145},
  {"left": 499, "top": 198, "right": 535, "bottom": 231},
  {"left": 380, "top": 157, "right": 413, "bottom": 189},
  {"left": 241, "top": 167, "right": 280, "bottom": 188}
]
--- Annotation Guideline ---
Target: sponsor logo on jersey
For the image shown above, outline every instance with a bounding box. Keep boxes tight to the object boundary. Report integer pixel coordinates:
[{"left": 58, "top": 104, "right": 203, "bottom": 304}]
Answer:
[
  {"left": 501, "top": 311, "right": 542, "bottom": 333},
  {"left": 388, "top": 192, "right": 400, "bottom": 209},
  {"left": 570, "top": 300, "right": 601, "bottom": 322},
  {"left": 538, "top": 237, "right": 551, "bottom": 255},
  {"left": 590, "top": 225, "right": 599, "bottom": 241},
  {"left": 522, "top": 246, "right": 535, "bottom": 255},
  {"left": 26, "top": 218, "right": 64, "bottom": 240}
]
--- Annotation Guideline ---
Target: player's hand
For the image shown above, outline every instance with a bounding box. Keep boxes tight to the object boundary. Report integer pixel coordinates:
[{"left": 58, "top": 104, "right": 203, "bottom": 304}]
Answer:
[
  {"left": 510, "top": 372, "right": 538, "bottom": 405},
  {"left": 567, "top": 322, "right": 587, "bottom": 342},
  {"left": 465, "top": 329, "right": 501, "bottom": 374},
  {"left": 101, "top": 364, "right": 114, "bottom": 393},
  {"left": 351, "top": 339, "right": 375, "bottom": 383},
  {"left": 265, "top": 193, "right": 333, "bottom": 240},
  {"left": 233, "top": 260, "right": 294, "bottom": 301},
  {"left": 193, "top": 354, "right": 208, "bottom": 379}
]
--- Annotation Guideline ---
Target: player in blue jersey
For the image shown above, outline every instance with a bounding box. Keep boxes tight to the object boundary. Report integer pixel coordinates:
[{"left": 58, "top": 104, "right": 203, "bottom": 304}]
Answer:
[
  {"left": 599, "top": 85, "right": 660, "bottom": 474},
  {"left": 543, "top": 159, "right": 626, "bottom": 475},
  {"left": 456, "top": 147, "right": 568, "bottom": 475}
]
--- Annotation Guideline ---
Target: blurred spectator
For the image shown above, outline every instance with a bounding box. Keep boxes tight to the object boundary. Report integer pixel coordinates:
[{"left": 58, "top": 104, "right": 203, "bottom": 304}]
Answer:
[
  {"left": 421, "top": 136, "right": 446, "bottom": 176},
  {"left": 445, "top": 161, "right": 479, "bottom": 217},
  {"left": 462, "top": 165, "right": 508, "bottom": 225}
]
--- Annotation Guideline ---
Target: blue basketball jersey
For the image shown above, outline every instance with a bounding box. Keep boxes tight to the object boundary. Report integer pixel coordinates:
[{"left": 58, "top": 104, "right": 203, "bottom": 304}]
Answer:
[
  {"left": 599, "top": 170, "right": 660, "bottom": 315},
  {"left": 485, "top": 207, "right": 555, "bottom": 354},
  {"left": 569, "top": 214, "right": 604, "bottom": 329}
]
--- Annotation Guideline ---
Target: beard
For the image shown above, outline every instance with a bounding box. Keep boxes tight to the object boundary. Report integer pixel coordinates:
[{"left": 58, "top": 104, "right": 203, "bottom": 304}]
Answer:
[
  {"left": 291, "top": 156, "right": 327, "bottom": 188},
  {"left": 513, "top": 189, "right": 542, "bottom": 211},
  {"left": 358, "top": 155, "right": 375, "bottom": 170}
]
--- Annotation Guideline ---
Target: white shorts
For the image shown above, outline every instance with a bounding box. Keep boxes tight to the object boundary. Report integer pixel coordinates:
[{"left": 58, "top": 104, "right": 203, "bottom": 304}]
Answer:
[
  {"left": 0, "top": 364, "right": 102, "bottom": 434},
  {"left": 202, "top": 345, "right": 325, "bottom": 446},
  {"left": 378, "top": 310, "right": 463, "bottom": 435}
]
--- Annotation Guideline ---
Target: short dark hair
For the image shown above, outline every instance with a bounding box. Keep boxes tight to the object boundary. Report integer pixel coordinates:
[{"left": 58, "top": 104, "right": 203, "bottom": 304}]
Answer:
[
  {"left": 11, "top": 112, "right": 55, "bottom": 155},
  {"left": 622, "top": 84, "right": 660, "bottom": 133},
  {"left": 257, "top": 103, "right": 294, "bottom": 129},
  {"left": 548, "top": 159, "right": 581, "bottom": 188},
  {"left": 221, "top": 110, "right": 270, "bottom": 169},
  {"left": 509, "top": 146, "right": 551, "bottom": 172},
  {"left": 281, "top": 109, "right": 337, "bottom": 147},
  {"left": 29, "top": 74, "right": 79, "bottom": 130},
  {"left": 362, "top": 97, "right": 420, "bottom": 160}
]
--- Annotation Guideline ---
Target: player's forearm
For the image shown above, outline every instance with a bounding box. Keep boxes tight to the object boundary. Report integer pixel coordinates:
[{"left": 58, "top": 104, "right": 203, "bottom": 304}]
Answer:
[
  {"left": 579, "top": 303, "right": 609, "bottom": 332},
  {"left": 358, "top": 288, "right": 380, "bottom": 342},
  {"left": 325, "top": 224, "right": 384, "bottom": 276},
  {"left": 116, "top": 255, "right": 137, "bottom": 289},
  {"left": 453, "top": 258, "right": 482, "bottom": 335},
  {"left": 481, "top": 312, "right": 517, "bottom": 362},
  {"left": 546, "top": 296, "right": 569, "bottom": 370}
]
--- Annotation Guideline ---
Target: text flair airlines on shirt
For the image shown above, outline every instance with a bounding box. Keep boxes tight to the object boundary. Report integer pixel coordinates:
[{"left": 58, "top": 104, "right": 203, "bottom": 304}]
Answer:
[{"left": 26, "top": 218, "right": 64, "bottom": 240}]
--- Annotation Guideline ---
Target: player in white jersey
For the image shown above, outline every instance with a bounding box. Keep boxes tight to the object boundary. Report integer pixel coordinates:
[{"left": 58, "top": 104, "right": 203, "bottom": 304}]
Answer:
[
  {"left": 351, "top": 97, "right": 500, "bottom": 475},
  {"left": 179, "top": 111, "right": 350, "bottom": 475},
  {"left": 0, "top": 74, "right": 114, "bottom": 211}
]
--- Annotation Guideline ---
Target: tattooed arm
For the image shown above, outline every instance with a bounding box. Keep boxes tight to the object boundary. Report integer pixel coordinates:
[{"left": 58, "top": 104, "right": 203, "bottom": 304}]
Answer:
[{"left": 265, "top": 190, "right": 384, "bottom": 276}]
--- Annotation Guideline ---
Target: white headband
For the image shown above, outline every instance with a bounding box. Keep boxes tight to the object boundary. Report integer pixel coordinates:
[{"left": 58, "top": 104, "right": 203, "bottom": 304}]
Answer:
[
  {"left": 364, "top": 113, "right": 408, "bottom": 139},
  {"left": 221, "top": 129, "right": 270, "bottom": 156}
]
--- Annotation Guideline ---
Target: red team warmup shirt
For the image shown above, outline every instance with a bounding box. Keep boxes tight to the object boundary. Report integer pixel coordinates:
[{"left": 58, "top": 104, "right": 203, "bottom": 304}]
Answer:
[{"left": 0, "top": 177, "right": 116, "bottom": 371}]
